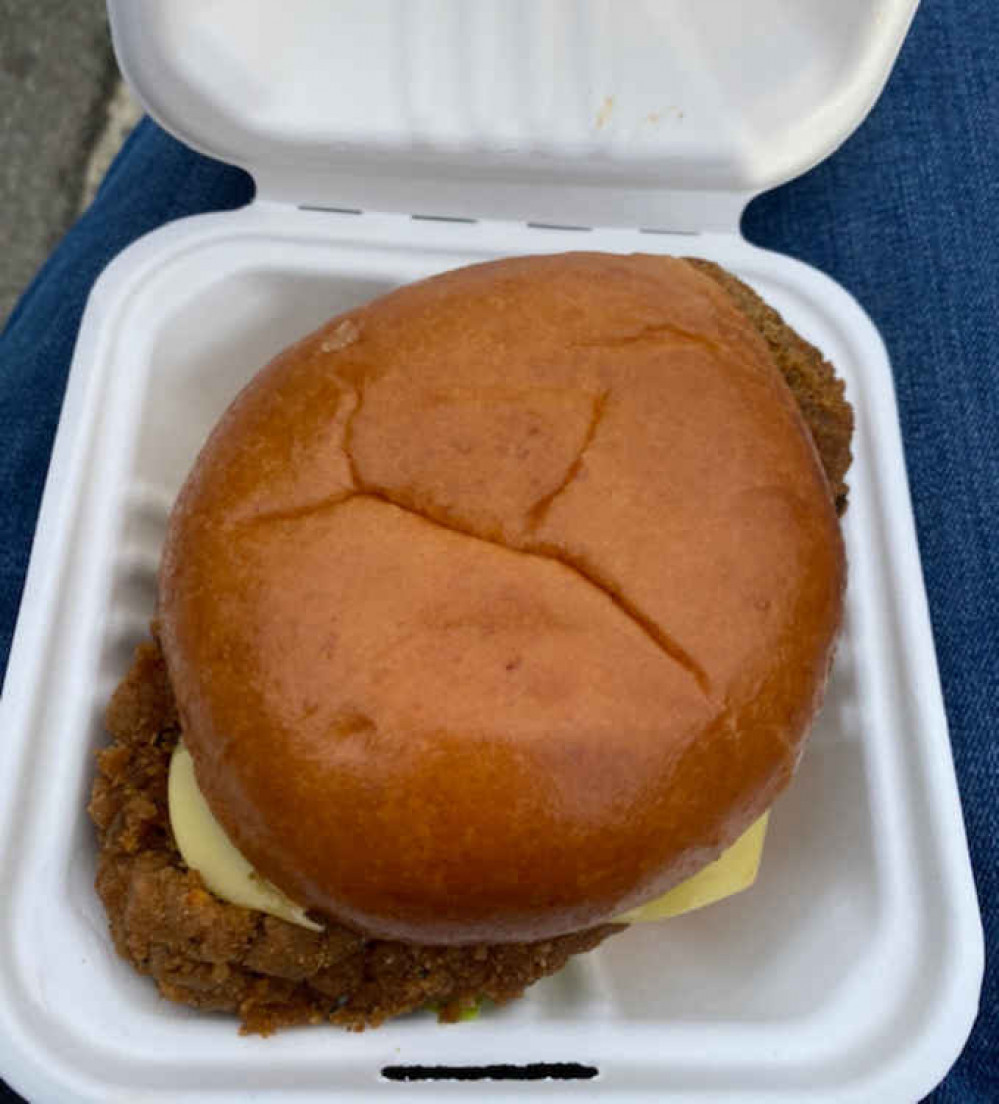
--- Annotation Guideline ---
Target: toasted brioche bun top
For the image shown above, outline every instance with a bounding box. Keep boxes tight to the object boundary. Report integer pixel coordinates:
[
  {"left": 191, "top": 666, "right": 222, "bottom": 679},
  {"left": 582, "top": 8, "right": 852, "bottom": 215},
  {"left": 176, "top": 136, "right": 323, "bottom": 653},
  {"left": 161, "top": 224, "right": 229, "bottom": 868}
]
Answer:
[{"left": 159, "top": 253, "right": 845, "bottom": 944}]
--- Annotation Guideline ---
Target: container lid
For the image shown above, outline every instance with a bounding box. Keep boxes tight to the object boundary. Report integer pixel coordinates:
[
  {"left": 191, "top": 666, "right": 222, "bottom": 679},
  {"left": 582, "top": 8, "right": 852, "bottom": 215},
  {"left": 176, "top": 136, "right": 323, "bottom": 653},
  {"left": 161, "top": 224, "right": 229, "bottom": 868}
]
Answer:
[{"left": 108, "top": 0, "right": 917, "bottom": 231}]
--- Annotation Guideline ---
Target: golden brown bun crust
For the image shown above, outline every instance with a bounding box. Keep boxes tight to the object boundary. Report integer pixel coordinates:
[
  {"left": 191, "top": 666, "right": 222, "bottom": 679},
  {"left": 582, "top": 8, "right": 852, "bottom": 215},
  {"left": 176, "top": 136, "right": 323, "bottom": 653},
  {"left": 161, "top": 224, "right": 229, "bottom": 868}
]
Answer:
[
  {"left": 159, "top": 253, "right": 846, "bottom": 944},
  {"left": 687, "top": 259, "right": 854, "bottom": 514}
]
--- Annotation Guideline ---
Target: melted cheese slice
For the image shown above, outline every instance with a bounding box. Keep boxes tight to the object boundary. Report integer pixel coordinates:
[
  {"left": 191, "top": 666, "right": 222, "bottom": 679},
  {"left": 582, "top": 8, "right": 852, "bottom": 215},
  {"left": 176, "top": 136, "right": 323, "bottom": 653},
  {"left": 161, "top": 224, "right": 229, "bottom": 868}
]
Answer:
[
  {"left": 169, "top": 742, "right": 767, "bottom": 932},
  {"left": 614, "top": 813, "right": 768, "bottom": 923},
  {"left": 168, "top": 744, "right": 323, "bottom": 931}
]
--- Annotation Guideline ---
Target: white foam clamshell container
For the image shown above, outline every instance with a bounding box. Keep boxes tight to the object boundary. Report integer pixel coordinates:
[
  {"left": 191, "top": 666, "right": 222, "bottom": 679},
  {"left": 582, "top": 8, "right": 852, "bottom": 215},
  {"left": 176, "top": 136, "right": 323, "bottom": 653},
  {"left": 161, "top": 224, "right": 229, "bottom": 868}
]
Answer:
[{"left": 0, "top": 1, "right": 983, "bottom": 1101}]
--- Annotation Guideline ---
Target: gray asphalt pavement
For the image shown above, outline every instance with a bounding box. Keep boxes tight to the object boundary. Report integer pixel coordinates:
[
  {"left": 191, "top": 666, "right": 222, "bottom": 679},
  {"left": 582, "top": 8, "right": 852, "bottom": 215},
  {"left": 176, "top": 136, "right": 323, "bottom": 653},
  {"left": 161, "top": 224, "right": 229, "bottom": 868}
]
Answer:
[{"left": 0, "top": 0, "right": 117, "bottom": 324}]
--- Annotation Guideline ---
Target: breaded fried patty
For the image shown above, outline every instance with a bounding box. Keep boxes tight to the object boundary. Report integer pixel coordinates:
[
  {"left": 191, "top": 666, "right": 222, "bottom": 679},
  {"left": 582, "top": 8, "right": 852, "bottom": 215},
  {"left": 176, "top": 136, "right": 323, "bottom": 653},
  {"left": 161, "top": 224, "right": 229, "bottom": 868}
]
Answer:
[{"left": 89, "top": 261, "right": 853, "bottom": 1033}]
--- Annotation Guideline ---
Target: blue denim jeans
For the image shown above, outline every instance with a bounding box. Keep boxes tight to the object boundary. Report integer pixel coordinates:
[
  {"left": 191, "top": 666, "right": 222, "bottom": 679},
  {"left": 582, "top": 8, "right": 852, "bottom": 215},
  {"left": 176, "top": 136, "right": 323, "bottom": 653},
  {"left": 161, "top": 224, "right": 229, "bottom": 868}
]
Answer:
[{"left": 0, "top": 1, "right": 994, "bottom": 1099}]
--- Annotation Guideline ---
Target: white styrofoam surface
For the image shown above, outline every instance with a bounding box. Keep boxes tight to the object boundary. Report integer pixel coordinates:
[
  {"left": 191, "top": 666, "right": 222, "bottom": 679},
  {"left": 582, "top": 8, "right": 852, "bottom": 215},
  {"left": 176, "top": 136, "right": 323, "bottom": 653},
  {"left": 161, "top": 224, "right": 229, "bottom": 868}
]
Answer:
[
  {"left": 0, "top": 207, "right": 982, "bottom": 1102},
  {"left": 108, "top": 0, "right": 917, "bottom": 228}
]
